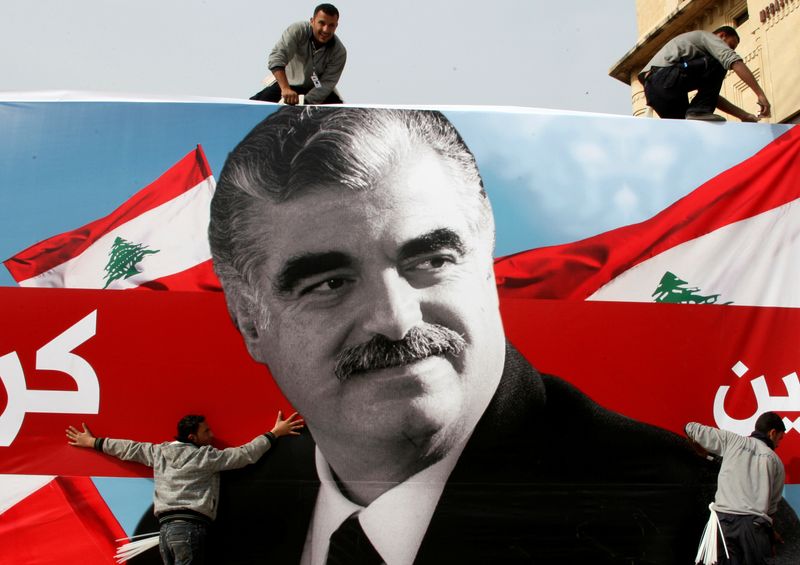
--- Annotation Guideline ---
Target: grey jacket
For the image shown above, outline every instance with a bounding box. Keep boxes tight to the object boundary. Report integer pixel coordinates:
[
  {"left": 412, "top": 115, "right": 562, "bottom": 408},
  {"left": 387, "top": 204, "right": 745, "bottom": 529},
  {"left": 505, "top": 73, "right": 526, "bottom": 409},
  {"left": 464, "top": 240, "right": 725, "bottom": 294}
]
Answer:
[
  {"left": 686, "top": 422, "right": 784, "bottom": 522},
  {"left": 268, "top": 21, "right": 347, "bottom": 103},
  {"left": 639, "top": 30, "right": 742, "bottom": 81},
  {"left": 98, "top": 434, "right": 272, "bottom": 520}
]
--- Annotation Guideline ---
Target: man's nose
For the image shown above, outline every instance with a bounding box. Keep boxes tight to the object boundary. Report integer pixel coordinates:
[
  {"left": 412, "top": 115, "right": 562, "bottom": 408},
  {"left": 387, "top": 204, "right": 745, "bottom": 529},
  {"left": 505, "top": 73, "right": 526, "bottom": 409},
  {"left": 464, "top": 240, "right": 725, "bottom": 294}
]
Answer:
[{"left": 361, "top": 271, "right": 422, "bottom": 342}]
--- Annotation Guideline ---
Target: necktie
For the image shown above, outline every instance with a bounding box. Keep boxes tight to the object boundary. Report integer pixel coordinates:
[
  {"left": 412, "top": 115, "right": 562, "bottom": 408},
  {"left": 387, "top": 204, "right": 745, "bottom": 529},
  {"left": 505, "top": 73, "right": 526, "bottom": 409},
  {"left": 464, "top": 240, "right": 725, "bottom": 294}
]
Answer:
[{"left": 326, "top": 514, "right": 384, "bottom": 565}]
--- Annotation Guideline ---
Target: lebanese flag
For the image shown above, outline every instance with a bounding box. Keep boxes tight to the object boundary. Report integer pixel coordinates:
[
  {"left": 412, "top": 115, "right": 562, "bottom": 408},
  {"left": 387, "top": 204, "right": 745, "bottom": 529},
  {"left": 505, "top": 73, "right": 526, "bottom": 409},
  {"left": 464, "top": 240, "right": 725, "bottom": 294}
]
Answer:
[
  {"left": 0, "top": 147, "right": 219, "bottom": 563},
  {"left": 0, "top": 475, "right": 127, "bottom": 564},
  {"left": 494, "top": 126, "right": 800, "bottom": 307},
  {"left": 3, "top": 146, "right": 221, "bottom": 292}
]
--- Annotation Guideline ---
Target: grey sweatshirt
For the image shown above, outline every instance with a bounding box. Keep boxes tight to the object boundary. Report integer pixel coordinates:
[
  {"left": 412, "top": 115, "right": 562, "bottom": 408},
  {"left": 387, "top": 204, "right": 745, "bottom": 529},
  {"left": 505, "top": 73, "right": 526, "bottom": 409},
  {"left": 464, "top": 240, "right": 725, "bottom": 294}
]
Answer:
[
  {"left": 686, "top": 422, "right": 784, "bottom": 522},
  {"left": 639, "top": 30, "right": 742, "bottom": 81},
  {"left": 99, "top": 434, "right": 272, "bottom": 520},
  {"left": 267, "top": 21, "right": 347, "bottom": 104}
]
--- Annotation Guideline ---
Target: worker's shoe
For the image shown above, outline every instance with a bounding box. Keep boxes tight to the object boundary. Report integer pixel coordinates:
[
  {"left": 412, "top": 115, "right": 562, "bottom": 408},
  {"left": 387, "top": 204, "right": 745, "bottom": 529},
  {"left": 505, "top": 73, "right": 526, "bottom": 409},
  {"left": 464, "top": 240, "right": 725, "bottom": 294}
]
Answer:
[{"left": 686, "top": 112, "right": 726, "bottom": 122}]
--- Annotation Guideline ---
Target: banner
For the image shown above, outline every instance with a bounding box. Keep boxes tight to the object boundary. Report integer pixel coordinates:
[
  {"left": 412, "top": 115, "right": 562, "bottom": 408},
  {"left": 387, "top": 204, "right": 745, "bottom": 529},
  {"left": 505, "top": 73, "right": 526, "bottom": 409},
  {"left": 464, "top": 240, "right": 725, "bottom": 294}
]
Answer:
[
  {"left": 0, "top": 100, "right": 798, "bottom": 563},
  {"left": 1, "top": 287, "right": 798, "bottom": 481}
]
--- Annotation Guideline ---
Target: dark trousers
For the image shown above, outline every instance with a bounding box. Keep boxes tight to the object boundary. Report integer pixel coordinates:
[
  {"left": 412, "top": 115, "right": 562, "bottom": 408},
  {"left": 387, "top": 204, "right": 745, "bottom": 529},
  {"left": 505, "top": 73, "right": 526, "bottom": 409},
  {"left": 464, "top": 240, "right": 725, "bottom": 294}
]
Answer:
[
  {"left": 158, "top": 520, "right": 207, "bottom": 565},
  {"left": 643, "top": 55, "right": 727, "bottom": 119},
  {"left": 717, "top": 512, "right": 773, "bottom": 565},
  {"left": 250, "top": 83, "right": 343, "bottom": 104}
]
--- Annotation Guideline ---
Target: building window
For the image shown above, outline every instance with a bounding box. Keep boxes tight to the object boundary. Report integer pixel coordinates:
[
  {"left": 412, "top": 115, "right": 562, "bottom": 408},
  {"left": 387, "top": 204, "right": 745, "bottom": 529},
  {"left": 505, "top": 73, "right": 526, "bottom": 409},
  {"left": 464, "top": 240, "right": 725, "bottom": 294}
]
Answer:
[{"left": 734, "top": 10, "right": 749, "bottom": 26}]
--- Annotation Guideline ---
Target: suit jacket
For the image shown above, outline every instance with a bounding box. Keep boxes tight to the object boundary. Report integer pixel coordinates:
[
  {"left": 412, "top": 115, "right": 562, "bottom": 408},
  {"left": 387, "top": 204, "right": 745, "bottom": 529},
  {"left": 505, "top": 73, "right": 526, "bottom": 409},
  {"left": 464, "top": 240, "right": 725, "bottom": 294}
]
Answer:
[{"left": 134, "top": 344, "right": 800, "bottom": 564}]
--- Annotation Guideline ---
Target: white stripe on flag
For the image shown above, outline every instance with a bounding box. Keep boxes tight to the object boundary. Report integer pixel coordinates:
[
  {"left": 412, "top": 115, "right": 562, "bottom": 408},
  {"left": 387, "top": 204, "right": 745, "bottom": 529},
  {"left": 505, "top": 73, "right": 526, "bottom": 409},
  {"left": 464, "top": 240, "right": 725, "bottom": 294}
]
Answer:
[
  {"left": 587, "top": 198, "right": 800, "bottom": 307},
  {"left": 19, "top": 177, "right": 215, "bottom": 289},
  {"left": 0, "top": 475, "right": 55, "bottom": 514}
]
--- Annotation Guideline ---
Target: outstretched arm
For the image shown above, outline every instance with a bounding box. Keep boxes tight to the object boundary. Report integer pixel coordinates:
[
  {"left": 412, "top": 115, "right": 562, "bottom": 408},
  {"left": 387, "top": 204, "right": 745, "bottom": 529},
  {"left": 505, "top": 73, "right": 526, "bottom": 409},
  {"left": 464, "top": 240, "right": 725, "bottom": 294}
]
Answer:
[
  {"left": 66, "top": 423, "right": 96, "bottom": 449},
  {"left": 66, "top": 423, "right": 156, "bottom": 466},
  {"left": 202, "top": 411, "right": 305, "bottom": 472}
]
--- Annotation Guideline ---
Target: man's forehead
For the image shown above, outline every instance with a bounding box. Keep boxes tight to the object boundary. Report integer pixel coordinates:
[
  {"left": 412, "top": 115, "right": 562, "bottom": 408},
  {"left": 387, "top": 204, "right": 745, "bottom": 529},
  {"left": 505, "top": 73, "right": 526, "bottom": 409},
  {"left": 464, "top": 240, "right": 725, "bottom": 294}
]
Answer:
[
  {"left": 314, "top": 11, "right": 337, "bottom": 21},
  {"left": 260, "top": 185, "right": 484, "bottom": 275},
  {"left": 263, "top": 190, "right": 476, "bottom": 255}
]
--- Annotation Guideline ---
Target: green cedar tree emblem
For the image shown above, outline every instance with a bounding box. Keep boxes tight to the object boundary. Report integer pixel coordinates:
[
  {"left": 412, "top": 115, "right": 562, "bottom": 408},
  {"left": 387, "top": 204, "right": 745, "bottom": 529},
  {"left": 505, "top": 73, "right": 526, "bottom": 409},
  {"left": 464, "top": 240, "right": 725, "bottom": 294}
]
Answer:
[
  {"left": 103, "top": 236, "right": 160, "bottom": 289},
  {"left": 652, "top": 271, "right": 732, "bottom": 304}
]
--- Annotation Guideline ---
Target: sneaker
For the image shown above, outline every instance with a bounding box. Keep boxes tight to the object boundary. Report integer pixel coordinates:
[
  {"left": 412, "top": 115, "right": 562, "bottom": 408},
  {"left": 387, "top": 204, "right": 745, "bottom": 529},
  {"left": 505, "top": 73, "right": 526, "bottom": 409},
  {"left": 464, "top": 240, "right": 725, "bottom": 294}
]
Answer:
[{"left": 686, "top": 112, "right": 726, "bottom": 122}]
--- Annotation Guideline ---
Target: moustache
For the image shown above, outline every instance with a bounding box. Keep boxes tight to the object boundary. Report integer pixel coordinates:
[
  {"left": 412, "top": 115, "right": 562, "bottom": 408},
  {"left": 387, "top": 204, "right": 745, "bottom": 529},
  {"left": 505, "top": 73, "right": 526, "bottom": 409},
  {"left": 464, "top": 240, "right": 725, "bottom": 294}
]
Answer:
[{"left": 334, "top": 324, "right": 467, "bottom": 382}]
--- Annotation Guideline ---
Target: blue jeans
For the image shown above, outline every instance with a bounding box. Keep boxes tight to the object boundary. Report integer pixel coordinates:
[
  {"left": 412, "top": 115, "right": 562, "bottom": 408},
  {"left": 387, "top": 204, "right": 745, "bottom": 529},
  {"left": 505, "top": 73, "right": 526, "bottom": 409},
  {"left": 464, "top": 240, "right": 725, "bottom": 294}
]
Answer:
[{"left": 159, "top": 520, "right": 207, "bottom": 565}]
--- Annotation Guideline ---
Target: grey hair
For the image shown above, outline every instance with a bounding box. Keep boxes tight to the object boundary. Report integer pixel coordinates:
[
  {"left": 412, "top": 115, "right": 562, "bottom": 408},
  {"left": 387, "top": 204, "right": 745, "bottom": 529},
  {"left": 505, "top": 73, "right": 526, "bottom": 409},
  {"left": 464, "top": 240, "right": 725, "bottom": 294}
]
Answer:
[{"left": 208, "top": 106, "right": 492, "bottom": 330}]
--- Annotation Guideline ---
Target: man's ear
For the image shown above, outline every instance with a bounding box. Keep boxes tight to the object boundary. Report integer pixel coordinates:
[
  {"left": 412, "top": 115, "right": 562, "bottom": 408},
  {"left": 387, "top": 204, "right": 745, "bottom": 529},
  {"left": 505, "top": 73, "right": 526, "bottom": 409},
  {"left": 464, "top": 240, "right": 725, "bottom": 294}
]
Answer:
[{"left": 228, "top": 295, "right": 269, "bottom": 364}]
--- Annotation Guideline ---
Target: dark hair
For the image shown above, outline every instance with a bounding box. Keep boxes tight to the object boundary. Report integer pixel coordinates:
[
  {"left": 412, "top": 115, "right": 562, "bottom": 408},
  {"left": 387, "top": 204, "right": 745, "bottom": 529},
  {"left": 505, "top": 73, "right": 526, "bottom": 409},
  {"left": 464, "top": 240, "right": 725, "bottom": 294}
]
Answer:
[
  {"left": 209, "top": 106, "right": 491, "bottom": 330},
  {"left": 314, "top": 3, "right": 339, "bottom": 18},
  {"left": 754, "top": 411, "right": 785, "bottom": 434},
  {"left": 713, "top": 26, "right": 740, "bottom": 42},
  {"left": 176, "top": 414, "right": 205, "bottom": 442}
]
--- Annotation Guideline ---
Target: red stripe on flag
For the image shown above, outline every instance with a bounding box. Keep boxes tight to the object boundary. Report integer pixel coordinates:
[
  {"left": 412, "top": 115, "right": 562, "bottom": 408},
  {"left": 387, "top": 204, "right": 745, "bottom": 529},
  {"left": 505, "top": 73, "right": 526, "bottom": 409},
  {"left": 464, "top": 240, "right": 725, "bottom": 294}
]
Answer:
[
  {"left": 0, "top": 476, "right": 126, "bottom": 564},
  {"left": 3, "top": 146, "right": 212, "bottom": 282},
  {"left": 494, "top": 126, "right": 800, "bottom": 300},
  {"left": 133, "top": 259, "right": 221, "bottom": 292}
]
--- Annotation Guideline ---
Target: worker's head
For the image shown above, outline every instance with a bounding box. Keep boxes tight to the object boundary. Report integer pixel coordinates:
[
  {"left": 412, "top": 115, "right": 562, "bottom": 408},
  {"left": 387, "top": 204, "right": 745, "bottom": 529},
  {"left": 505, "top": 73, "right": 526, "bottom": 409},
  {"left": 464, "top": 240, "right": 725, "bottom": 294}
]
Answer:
[
  {"left": 176, "top": 414, "right": 214, "bottom": 446},
  {"left": 713, "top": 25, "right": 740, "bottom": 50},
  {"left": 209, "top": 106, "right": 506, "bottom": 477},
  {"left": 754, "top": 411, "right": 786, "bottom": 449},
  {"left": 310, "top": 4, "right": 339, "bottom": 44}
]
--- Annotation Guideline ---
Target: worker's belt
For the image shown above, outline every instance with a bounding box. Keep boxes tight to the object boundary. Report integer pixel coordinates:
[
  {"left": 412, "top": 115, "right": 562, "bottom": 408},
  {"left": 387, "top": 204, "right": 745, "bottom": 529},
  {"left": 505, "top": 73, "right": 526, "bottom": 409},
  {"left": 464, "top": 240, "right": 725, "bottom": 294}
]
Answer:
[
  {"left": 157, "top": 509, "right": 212, "bottom": 525},
  {"left": 644, "top": 56, "right": 710, "bottom": 83}
]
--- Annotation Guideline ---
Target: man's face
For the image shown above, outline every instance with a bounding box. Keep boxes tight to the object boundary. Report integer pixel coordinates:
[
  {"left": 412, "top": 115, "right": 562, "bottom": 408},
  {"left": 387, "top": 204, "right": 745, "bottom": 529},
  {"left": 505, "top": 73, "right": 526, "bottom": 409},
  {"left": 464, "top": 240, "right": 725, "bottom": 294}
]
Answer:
[
  {"left": 717, "top": 32, "right": 739, "bottom": 50},
  {"left": 238, "top": 148, "right": 506, "bottom": 470},
  {"left": 310, "top": 10, "right": 338, "bottom": 44}
]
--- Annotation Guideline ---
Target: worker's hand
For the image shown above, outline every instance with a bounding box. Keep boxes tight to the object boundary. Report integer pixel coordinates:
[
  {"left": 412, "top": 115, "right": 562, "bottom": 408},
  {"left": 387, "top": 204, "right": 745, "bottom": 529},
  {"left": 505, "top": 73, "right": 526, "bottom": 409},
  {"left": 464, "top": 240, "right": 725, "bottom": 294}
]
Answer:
[
  {"left": 66, "top": 423, "right": 96, "bottom": 448},
  {"left": 756, "top": 95, "right": 771, "bottom": 119},
  {"left": 741, "top": 113, "right": 759, "bottom": 123},
  {"left": 280, "top": 88, "right": 300, "bottom": 106},
  {"left": 271, "top": 411, "right": 304, "bottom": 437}
]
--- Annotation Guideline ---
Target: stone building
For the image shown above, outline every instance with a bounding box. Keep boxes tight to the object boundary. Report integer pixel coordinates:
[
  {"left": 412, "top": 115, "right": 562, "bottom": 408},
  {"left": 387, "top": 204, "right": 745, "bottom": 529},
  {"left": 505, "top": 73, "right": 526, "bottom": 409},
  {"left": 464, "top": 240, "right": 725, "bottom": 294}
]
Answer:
[{"left": 610, "top": 0, "right": 799, "bottom": 123}]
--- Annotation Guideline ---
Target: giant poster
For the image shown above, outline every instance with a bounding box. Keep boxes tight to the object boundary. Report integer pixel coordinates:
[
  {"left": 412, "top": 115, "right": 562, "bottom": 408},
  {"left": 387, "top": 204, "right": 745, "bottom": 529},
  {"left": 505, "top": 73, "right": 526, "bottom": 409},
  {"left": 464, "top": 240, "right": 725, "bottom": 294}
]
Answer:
[{"left": 0, "top": 98, "right": 798, "bottom": 563}]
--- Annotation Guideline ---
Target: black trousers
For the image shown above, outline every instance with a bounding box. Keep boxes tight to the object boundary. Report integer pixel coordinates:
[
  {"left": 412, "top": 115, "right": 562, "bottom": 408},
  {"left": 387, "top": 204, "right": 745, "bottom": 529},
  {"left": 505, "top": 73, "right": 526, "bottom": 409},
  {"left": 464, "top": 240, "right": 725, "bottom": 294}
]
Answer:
[
  {"left": 643, "top": 55, "right": 727, "bottom": 119},
  {"left": 250, "top": 83, "right": 343, "bottom": 104},
  {"left": 717, "top": 512, "right": 773, "bottom": 565}
]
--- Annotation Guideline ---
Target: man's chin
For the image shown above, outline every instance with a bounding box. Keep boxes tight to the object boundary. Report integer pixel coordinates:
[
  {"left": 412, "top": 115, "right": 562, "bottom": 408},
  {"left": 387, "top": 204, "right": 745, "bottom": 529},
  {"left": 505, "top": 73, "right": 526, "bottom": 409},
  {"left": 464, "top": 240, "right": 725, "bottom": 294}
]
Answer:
[{"left": 396, "top": 404, "right": 467, "bottom": 453}]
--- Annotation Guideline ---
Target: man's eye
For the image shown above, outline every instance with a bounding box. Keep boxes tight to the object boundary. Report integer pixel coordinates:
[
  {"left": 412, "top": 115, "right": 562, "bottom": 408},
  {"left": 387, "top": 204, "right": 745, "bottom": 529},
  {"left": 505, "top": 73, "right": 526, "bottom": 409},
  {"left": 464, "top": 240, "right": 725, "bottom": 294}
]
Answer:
[
  {"left": 300, "top": 277, "right": 349, "bottom": 296},
  {"left": 412, "top": 256, "right": 454, "bottom": 271}
]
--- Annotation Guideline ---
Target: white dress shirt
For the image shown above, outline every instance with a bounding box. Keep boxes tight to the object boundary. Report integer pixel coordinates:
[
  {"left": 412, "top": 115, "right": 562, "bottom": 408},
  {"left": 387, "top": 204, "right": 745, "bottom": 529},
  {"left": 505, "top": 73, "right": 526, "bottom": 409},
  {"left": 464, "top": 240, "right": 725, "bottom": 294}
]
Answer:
[{"left": 300, "top": 441, "right": 467, "bottom": 565}]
